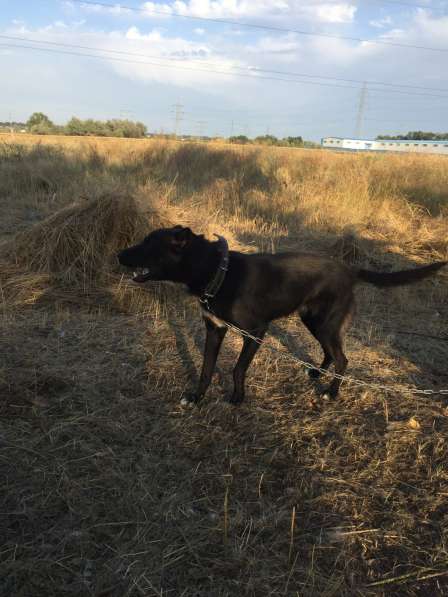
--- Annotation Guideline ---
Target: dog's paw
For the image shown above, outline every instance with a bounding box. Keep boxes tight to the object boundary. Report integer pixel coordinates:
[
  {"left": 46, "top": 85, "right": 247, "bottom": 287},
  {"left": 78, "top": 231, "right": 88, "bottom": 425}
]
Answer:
[
  {"left": 320, "top": 390, "right": 337, "bottom": 401},
  {"left": 225, "top": 393, "right": 244, "bottom": 406},
  {"left": 307, "top": 368, "right": 321, "bottom": 380},
  {"left": 180, "top": 393, "right": 199, "bottom": 408}
]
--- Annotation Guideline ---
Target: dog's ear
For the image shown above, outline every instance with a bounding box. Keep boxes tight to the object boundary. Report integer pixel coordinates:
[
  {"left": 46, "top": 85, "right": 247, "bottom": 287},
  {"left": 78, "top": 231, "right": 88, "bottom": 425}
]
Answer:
[{"left": 170, "top": 226, "right": 194, "bottom": 249}]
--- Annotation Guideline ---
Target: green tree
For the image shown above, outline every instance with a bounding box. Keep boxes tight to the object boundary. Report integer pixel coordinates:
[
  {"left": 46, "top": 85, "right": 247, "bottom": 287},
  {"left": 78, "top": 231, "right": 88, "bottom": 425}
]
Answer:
[
  {"left": 64, "top": 117, "right": 147, "bottom": 138},
  {"left": 105, "top": 119, "right": 147, "bottom": 138},
  {"left": 65, "top": 117, "right": 84, "bottom": 136},
  {"left": 282, "top": 136, "right": 303, "bottom": 147},
  {"left": 377, "top": 131, "right": 448, "bottom": 141},
  {"left": 229, "top": 135, "right": 250, "bottom": 144},
  {"left": 26, "top": 112, "right": 54, "bottom": 130},
  {"left": 254, "top": 134, "right": 278, "bottom": 146}
]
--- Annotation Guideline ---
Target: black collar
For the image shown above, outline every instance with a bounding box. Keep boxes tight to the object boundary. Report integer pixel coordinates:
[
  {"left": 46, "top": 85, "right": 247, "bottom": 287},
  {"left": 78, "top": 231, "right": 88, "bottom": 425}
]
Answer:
[{"left": 199, "top": 235, "right": 229, "bottom": 309}]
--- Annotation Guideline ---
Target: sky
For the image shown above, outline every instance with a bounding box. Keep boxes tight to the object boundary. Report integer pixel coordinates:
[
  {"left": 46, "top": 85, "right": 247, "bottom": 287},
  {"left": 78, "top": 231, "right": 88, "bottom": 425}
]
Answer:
[{"left": 0, "top": 0, "right": 448, "bottom": 140}]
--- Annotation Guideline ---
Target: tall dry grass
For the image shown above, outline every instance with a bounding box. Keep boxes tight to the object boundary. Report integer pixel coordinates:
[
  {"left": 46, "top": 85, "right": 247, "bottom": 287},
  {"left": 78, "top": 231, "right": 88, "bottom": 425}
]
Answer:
[{"left": 0, "top": 133, "right": 447, "bottom": 596}]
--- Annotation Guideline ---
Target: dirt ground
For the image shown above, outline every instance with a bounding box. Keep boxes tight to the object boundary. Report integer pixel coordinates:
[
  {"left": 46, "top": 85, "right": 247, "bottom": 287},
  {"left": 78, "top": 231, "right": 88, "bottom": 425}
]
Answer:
[{"left": 1, "top": 135, "right": 447, "bottom": 596}]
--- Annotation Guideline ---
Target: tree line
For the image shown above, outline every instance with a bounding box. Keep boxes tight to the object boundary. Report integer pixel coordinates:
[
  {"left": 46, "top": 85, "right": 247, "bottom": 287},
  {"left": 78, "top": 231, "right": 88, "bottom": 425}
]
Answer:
[
  {"left": 0, "top": 121, "right": 26, "bottom": 129},
  {"left": 228, "top": 134, "right": 317, "bottom": 148},
  {"left": 376, "top": 131, "right": 448, "bottom": 141},
  {"left": 1, "top": 112, "right": 317, "bottom": 145},
  {"left": 22, "top": 112, "right": 148, "bottom": 138}
]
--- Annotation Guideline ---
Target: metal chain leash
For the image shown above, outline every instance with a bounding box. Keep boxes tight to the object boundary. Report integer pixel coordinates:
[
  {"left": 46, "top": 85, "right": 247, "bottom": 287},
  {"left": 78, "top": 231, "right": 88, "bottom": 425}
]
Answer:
[
  {"left": 118, "top": 278, "right": 448, "bottom": 397},
  {"left": 209, "top": 308, "right": 448, "bottom": 397}
]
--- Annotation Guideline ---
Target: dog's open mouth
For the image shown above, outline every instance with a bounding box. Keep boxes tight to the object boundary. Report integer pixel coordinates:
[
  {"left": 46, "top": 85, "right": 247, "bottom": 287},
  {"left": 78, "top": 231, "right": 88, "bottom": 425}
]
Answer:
[{"left": 132, "top": 268, "right": 152, "bottom": 283}]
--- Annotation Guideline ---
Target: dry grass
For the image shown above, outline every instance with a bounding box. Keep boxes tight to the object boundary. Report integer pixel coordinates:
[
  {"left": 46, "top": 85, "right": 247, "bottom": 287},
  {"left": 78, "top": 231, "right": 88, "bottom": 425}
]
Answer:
[{"left": 0, "top": 134, "right": 447, "bottom": 596}]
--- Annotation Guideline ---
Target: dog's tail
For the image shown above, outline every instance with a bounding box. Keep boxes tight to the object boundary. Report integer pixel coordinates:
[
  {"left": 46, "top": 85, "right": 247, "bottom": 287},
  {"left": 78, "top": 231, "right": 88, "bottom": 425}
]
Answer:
[{"left": 356, "top": 261, "right": 447, "bottom": 287}]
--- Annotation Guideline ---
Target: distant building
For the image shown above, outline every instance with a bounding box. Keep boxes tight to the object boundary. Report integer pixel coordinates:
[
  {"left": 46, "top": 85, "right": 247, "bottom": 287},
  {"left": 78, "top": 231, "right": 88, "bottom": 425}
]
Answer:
[{"left": 321, "top": 137, "right": 448, "bottom": 156}]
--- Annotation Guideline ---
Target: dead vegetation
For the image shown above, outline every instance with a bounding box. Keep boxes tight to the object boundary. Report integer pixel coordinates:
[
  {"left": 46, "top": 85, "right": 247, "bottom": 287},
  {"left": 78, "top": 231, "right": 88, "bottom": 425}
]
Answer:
[{"left": 0, "top": 134, "right": 447, "bottom": 596}]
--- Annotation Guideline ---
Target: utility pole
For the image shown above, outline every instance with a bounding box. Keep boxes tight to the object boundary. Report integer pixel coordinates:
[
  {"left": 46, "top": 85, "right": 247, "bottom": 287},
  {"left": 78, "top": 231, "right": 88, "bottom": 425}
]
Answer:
[
  {"left": 354, "top": 82, "right": 367, "bottom": 139},
  {"left": 230, "top": 121, "right": 245, "bottom": 137},
  {"left": 195, "top": 120, "right": 207, "bottom": 140},
  {"left": 171, "top": 102, "right": 184, "bottom": 137}
]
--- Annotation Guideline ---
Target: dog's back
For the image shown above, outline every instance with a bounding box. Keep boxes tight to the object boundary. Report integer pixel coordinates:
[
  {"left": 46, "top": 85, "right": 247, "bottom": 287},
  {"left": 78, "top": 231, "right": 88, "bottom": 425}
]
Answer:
[{"left": 118, "top": 226, "right": 446, "bottom": 403}]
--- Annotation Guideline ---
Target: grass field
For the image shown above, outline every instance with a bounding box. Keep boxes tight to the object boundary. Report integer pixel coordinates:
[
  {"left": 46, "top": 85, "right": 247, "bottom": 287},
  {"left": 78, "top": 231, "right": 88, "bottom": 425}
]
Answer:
[{"left": 1, "top": 133, "right": 447, "bottom": 596}]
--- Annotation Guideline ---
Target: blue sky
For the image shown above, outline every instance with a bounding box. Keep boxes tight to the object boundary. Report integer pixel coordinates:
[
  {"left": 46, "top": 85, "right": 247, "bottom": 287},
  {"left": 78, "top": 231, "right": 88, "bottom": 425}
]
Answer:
[{"left": 1, "top": 0, "right": 448, "bottom": 140}]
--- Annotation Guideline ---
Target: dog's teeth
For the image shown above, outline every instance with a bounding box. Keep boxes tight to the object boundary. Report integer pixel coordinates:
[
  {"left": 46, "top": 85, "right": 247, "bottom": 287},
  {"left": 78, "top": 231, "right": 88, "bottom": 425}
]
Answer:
[{"left": 133, "top": 271, "right": 138, "bottom": 277}]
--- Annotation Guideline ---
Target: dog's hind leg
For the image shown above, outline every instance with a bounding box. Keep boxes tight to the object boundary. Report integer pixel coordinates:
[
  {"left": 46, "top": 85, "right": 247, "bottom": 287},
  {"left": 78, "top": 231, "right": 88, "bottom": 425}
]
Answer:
[
  {"left": 181, "top": 317, "right": 227, "bottom": 406},
  {"left": 319, "top": 333, "right": 348, "bottom": 399},
  {"left": 301, "top": 297, "right": 353, "bottom": 398},
  {"left": 319, "top": 302, "right": 353, "bottom": 399},
  {"left": 227, "top": 326, "right": 267, "bottom": 405},
  {"left": 300, "top": 312, "right": 333, "bottom": 379}
]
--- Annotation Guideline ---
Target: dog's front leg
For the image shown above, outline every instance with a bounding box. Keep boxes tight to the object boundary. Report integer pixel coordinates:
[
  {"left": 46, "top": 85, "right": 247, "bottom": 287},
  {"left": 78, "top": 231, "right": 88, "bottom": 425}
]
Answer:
[
  {"left": 228, "top": 328, "right": 266, "bottom": 405},
  {"left": 181, "top": 318, "right": 227, "bottom": 406}
]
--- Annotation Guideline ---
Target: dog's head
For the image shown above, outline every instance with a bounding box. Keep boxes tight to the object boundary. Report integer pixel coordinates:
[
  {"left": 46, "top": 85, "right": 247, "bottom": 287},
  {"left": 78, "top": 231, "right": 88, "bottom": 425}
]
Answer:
[{"left": 118, "top": 225, "right": 196, "bottom": 283}]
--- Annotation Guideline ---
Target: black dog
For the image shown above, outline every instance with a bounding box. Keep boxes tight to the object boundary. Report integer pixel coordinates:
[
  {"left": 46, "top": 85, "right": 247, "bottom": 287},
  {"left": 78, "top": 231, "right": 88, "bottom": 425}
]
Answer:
[{"left": 118, "top": 226, "right": 446, "bottom": 405}]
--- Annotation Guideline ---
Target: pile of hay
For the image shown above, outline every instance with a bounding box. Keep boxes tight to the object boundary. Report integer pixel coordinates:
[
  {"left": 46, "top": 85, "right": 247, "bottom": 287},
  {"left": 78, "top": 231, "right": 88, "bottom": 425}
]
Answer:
[
  {"left": 0, "top": 192, "right": 179, "bottom": 311},
  {"left": 0, "top": 189, "right": 235, "bottom": 312},
  {"left": 2, "top": 192, "right": 171, "bottom": 286}
]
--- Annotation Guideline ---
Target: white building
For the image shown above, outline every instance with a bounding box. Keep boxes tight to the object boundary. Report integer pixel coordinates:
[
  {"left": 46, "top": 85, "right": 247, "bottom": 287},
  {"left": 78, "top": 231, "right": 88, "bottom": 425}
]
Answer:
[{"left": 321, "top": 137, "right": 448, "bottom": 156}]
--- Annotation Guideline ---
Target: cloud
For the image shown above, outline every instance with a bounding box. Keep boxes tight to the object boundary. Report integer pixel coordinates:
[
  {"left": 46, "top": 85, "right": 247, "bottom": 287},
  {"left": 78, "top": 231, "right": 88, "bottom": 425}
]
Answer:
[
  {"left": 3, "top": 5, "right": 448, "bottom": 139},
  {"left": 412, "top": 8, "right": 448, "bottom": 42},
  {"left": 250, "top": 33, "right": 301, "bottom": 55},
  {"left": 73, "top": 0, "right": 358, "bottom": 25},
  {"left": 2, "top": 22, "right": 245, "bottom": 92},
  {"left": 305, "top": 3, "right": 356, "bottom": 24},
  {"left": 64, "top": 1, "right": 133, "bottom": 16},
  {"left": 369, "top": 16, "right": 392, "bottom": 29},
  {"left": 369, "top": 9, "right": 448, "bottom": 52}
]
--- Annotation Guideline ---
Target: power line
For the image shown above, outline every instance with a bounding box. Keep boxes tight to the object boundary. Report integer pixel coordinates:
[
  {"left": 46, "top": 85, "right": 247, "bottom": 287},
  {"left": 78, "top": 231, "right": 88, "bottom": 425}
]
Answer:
[
  {"left": 195, "top": 120, "right": 207, "bottom": 137},
  {"left": 365, "top": 98, "right": 448, "bottom": 111},
  {"left": 72, "top": 0, "right": 448, "bottom": 17},
  {"left": 2, "top": 33, "right": 448, "bottom": 95},
  {"left": 192, "top": 99, "right": 368, "bottom": 117},
  {"left": 69, "top": 0, "right": 448, "bottom": 53},
  {"left": 364, "top": 117, "right": 448, "bottom": 124},
  {"left": 210, "top": 115, "right": 431, "bottom": 128},
  {"left": 0, "top": 41, "right": 363, "bottom": 92},
  {"left": 2, "top": 36, "right": 448, "bottom": 100},
  {"left": 365, "top": 0, "right": 448, "bottom": 12}
]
